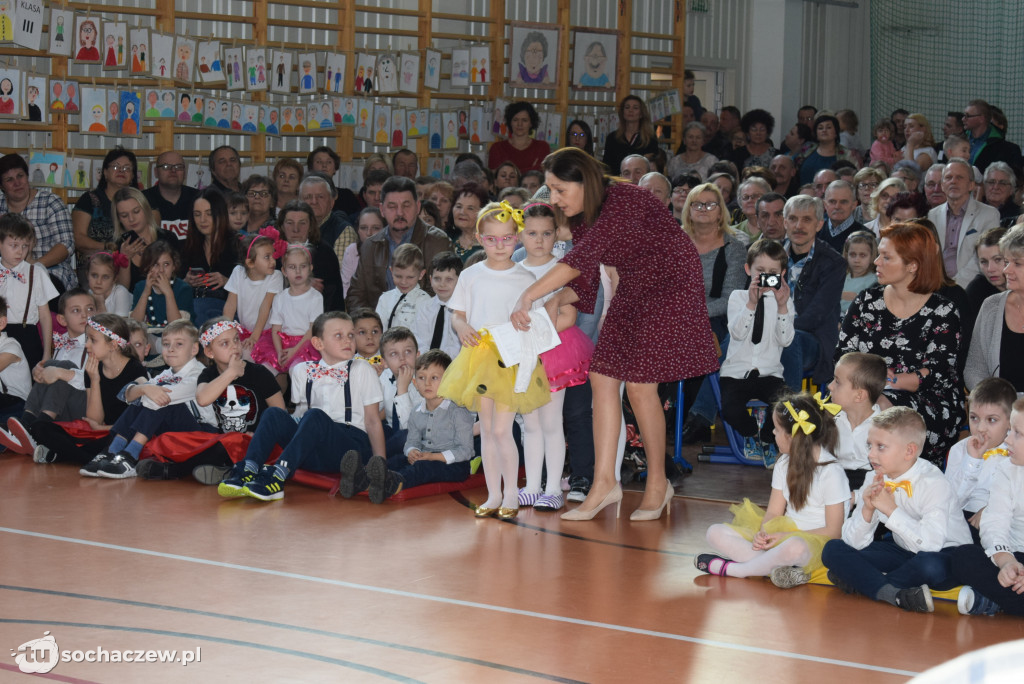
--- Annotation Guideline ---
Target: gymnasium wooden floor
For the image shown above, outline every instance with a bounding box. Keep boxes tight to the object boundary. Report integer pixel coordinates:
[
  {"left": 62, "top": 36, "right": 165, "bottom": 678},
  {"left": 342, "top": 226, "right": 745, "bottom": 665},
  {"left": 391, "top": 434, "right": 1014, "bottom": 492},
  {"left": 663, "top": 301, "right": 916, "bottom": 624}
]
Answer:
[{"left": 1, "top": 445, "right": 1021, "bottom": 683}]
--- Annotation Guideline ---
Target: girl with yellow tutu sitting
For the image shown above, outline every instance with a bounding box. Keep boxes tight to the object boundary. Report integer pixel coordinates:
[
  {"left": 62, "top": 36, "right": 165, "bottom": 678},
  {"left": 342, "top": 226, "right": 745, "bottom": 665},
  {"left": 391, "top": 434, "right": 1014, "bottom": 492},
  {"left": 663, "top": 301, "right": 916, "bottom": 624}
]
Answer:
[
  {"left": 438, "top": 201, "right": 551, "bottom": 520},
  {"left": 696, "top": 392, "right": 851, "bottom": 588}
]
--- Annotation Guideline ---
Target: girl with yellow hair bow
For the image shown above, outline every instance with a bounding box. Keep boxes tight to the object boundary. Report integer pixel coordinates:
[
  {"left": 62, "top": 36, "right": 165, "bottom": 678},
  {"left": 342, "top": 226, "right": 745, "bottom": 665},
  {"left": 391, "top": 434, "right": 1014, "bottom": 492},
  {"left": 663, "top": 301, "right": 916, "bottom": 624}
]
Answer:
[{"left": 696, "top": 392, "right": 850, "bottom": 588}]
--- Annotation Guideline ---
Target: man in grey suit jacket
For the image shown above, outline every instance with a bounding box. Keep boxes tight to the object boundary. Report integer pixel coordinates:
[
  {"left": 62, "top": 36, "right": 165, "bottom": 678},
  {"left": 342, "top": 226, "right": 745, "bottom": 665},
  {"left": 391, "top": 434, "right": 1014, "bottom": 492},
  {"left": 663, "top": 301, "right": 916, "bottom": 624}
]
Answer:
[{"left": 927, "top": 158, "right": 1002, "bottom": 287}]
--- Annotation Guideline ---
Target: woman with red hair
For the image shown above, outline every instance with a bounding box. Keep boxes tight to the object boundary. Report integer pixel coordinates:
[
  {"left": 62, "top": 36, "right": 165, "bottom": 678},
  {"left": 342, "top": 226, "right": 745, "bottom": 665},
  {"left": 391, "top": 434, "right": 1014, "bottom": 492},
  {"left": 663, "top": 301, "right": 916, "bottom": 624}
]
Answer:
[{"left": 835, "top": 222, "right": 963, "bottom": 466}]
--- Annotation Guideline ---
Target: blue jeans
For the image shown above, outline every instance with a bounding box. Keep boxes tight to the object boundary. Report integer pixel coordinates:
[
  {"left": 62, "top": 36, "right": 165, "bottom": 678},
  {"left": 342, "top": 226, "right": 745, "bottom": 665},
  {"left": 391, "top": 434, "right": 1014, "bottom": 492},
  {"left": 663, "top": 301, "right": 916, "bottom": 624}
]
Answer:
[
  {"left": 780, "top": 330, "right": 820, "bottom": 391},
  {"left": 563, "top": 379, "right": 594, "bottom": 480},
  {"left": 383, "top": 423, "right": 408, "bottom": 457},
  {"left": 245, "top": 407, "right": 372, "bottom": 475},
  {"left": 822, "top": 539, "right": 957, "bottom": 599},
  {"left": 192, "top": 297, "right": 226, "bottom": 327},
  {"left": 111, "top": 403, "right": 216, "bottom": 441},
  {"left": 386, "top": 453, "right": 471, "bottom": 489}
]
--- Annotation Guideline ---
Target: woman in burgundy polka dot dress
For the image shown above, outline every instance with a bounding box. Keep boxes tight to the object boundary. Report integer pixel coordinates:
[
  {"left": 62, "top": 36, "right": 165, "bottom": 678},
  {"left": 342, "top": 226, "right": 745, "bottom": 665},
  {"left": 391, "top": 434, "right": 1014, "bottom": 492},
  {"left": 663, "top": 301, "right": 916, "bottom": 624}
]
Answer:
[{"left": 512, "top": 148, "right": 718, "bottom": 521}]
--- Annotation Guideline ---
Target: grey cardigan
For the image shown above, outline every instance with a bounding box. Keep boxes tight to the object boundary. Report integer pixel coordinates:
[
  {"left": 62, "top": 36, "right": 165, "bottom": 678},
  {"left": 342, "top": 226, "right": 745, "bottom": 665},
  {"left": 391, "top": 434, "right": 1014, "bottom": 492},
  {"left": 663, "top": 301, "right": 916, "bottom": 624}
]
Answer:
[{"left": 964, "top": 290, "right": 1008, "bottom": 390}]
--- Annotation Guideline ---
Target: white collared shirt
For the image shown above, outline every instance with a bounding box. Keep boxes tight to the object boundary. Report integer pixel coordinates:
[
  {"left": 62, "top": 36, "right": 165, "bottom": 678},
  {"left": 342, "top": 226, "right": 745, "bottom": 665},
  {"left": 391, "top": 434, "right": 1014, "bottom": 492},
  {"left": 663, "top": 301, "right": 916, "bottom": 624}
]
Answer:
[
  {"left": 376, "top": 285, "right": 431, "bottom": 332},
  {"left": 0, "top": 333, "right": 31, "bottom": 399},
  {"left": 946, "top": 438, "right": 1010, "bottom": 513},
  {"left": 289, "top": 357, "right": 382, "bottom": 429},
  {"left": 53, "top": 331, "right": 88, "bottom": 390},
  {"left": 834, "top": 405, "right": 882, "bottom": 471},
  {"left": 981, "top": 458, "right": 1024, "bottom": 559},
  {"left": 1, "top": 260, "right": 58, "bottom": 325},
  {"left": 379, "top": 368, "right": 422, "bottom": 429}
]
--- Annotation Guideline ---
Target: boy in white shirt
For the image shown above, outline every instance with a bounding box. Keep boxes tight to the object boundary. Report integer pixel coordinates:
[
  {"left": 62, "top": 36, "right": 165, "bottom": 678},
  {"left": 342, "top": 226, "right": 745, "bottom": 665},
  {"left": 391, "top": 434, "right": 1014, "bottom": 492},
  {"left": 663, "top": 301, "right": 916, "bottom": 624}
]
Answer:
[
  {"left": 0, "top": 213, "right": 57, "bottom": 369},
  {"left": 414, "top": 251, "right": 461, "bottom": 359},
  {"left": 0, "top": 294, "right": 31, "bottom": 423},
  {"left": 217, "top": 311, "right": 386, "bottom": 501},
  {"left": 0, "top": 289, "right": 95, "bottom": 454},
  {"left": 80, "top": 320, "right": 216, "bottom": 479},
  {"left": 950, "top": 396, "right": 1024, "bottom": 616},
  {"left": 375, "top": 243, "right": 431, "bottom": 332},
  {"left": 376, "top": 326, "right": 422, "bottom": 458},
  {"left": 944, "top": 377, "right": 1016, "bottom": 544},
  {"left": 822, "top": 407, "right": 973, "bottom": 612},
  {"left": 718, "top": 240, "right": 794, "bottom": 463},
  {"left": 829, "top": 351, "right": 886, "bottom": 491}
]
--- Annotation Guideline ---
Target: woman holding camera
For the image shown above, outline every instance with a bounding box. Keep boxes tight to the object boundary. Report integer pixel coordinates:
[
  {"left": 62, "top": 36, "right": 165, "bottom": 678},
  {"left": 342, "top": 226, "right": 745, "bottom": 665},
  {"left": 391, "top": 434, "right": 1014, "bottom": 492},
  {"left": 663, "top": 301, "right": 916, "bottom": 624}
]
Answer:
[{"left": 109, "top": 187, "right": 179, "bottom": 292}]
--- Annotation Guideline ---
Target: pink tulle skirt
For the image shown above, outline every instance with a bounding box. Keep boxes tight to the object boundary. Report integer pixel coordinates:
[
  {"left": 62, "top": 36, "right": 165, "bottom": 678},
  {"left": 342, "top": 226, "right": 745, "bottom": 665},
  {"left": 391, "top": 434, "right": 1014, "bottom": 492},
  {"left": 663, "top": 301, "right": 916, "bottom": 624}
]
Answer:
[
  {"left": 250, "top": 329, "right": 320, "bottom": 373},
  {"left": 539, "top": 326, "right": 594, "bottom": 391}
]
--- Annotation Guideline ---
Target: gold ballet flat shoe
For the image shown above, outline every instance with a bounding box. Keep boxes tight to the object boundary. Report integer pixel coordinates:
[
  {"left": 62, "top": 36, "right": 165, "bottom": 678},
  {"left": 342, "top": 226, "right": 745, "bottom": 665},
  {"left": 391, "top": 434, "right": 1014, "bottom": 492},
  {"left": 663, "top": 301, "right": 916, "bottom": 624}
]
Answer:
[
  {"left": 496, "top": 506, "right": 519, "bottom": 520},
  {"left": 474, "top": 505, "right": 499, "bottom": 518}
]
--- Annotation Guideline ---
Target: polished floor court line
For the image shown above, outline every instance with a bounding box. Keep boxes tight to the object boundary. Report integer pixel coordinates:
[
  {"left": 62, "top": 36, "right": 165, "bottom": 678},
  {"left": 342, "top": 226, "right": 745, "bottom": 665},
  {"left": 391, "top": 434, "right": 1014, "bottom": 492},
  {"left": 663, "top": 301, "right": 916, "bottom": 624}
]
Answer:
[{"left": 3, "top": 456, "right": 1022, "bottom": 682}]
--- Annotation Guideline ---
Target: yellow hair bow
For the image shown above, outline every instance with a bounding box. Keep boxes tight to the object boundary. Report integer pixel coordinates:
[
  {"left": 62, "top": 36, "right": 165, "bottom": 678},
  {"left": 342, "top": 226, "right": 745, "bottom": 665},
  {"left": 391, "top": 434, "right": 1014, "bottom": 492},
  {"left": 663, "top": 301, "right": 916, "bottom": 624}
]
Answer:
[
  {"left": 478, "top": 200, "right": 525, "bottom": 233},
  {"left": 813, "top": 392, "right": 842, "bottom": 417},
  {"left": 884, "top": 480, "right": 913, "bottom": 497},
  {"left": 784, "top": 401, "right": 816, "bottom": 436},
  {"left": 983, "top": 448, "right": 1010, "bottom": 460}
]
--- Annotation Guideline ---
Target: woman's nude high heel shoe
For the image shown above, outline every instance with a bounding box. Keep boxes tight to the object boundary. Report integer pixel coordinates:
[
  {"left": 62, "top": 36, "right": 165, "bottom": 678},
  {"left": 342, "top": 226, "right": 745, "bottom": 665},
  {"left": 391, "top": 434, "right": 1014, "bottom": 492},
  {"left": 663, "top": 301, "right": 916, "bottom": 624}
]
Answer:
[
  {"left": 630, "top": 483, "right": 674, "bottom": 521},
  {"left": 560, "top": 483, "right": 622, "bottom": 521}
]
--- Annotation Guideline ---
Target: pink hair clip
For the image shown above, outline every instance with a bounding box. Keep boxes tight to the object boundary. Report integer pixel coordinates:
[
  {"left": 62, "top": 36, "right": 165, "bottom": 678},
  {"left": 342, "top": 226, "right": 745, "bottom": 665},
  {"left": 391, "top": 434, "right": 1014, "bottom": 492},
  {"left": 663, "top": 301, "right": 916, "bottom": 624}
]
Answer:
[{"left": 247, "top": 226, "right": 288, "bottom": 261}]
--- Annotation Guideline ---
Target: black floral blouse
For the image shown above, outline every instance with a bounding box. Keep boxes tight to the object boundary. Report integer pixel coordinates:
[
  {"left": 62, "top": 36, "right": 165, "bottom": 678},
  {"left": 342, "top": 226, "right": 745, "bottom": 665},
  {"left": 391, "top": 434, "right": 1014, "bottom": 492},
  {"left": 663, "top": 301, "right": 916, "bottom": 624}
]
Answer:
[{"left": 836, "top": 285, "right": 963, "bottom": 467}]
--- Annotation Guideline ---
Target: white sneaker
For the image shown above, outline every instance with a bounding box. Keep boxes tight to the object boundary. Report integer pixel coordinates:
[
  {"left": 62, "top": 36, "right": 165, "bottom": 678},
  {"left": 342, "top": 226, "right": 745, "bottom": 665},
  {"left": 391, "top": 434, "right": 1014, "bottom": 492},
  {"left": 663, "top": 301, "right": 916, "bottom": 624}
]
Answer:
[{"left": 32, "top": 443, "right": 52, "bottom": 464}]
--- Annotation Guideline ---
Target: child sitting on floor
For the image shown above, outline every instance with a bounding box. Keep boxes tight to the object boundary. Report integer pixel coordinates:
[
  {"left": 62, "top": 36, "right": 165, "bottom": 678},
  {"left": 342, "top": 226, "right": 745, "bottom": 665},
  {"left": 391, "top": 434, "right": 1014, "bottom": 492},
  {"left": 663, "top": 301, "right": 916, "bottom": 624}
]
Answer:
[
  {"left": 79, "top": 320, "right": 215, "bottom": 479},
  {"left": 822, "top": 406, "right": 973, "bottom": 613},
  {"left": 216, "top": 311, "right": 385, "bottom": 501},
  {"left": 944, "top": 377, "right": 1016, "bottom": 544},
  {"left": 350, "top": 349, "right": 475, "bottom": 503},
  {"left": 0, "top": 288, "right": 95, "bottom": 454},
  {"left": 0, "top": 295, "right": 31, "bottom": 424},
  {"left": 87, "top": 251, "right": 132, "bottom": 316},
  {"left": 949, "top": 396, "right": 1024, "bottom": 616},
  {"left": 30, "top": 313, "right": 145, "bottom": 464},
  {"left": 351, "top": 307, "right": 383, "bottom": 371},
  {"left": 223, "top": 230, "right": 285, "bottom": 354},
  {"left": 828, "top": 351, "right": 886, "bottom": 491},
  {"left": 376, "top": 326, "right": 422, "bottom": 457},
  {"left": 697, "top": 392, "right": 849, "bottom": 588},
  {"left": 0, "top": 213, "right": 57, "bottom": 369}
]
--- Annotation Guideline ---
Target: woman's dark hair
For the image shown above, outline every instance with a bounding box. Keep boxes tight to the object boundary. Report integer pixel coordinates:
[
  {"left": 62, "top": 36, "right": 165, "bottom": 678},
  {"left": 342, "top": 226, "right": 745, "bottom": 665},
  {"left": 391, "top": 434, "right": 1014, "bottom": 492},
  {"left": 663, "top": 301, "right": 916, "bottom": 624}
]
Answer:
[
  {"left": 792, "top": 123, "right": 813, "bottom": 146},
  {"left": 447, "top": 182, "right": 490, "bottom": 238},
  {"left": 0, "top": 153, "right": 29, "bottom": 179},
  {"left": 139, "top": 239, "right": 181, "bottom": 274},
  {"left": 504, "top": 101, "right": 540, "bottom": 134},
  {"left": 419, "top": 199, "right": 442, "bottom": 228},
  {"left": 614, "top": 95, "right": 655, "bottom": 148},
  {"left": 355, "top": 206, "right": 384, "bottom": 238},
  {"left": 884, "top": 191, "right": 929, "bottom": 220},
  {"left": 98, "top": 146, "right": 139, "bottom": 191},
  {"left": 277, "top": 199, "right": 319, "bottom": 245},
  {"left": 671, "top": 173, "right": 702, "bottom": 189},
  {"left": 740, "top": 108, "right": 775, "bottom": 138},
  {"left": 494, "top": 161, "right": 522, "bottom": 187},
  {"left": 541, "top": 147, "right": 611, "bottom": 227},
  {"left": 812, "top": 114, "right": 841, "bottom": 144},
  {"left": 772, "top": 392, "right": 839, "bottom": 511},
  {"left": 307, "top": 145, "right": 340, "bottom": 173},
  {"left": 564, "top": 119, "right": 594, "bottom": 156},
  {"left": 242, "top": 174, "right": 278, "bottom": 209},
  {"left": 185, "top": 188, "right": 233, "bottom": 270}
]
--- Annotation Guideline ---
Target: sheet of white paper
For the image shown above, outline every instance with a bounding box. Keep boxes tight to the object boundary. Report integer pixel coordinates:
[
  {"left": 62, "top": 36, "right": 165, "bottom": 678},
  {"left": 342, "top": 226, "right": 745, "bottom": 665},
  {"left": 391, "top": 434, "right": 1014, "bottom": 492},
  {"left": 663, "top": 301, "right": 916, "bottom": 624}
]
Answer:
[{"left": 488, "top": 309, "right": 560, "bottom": 367}]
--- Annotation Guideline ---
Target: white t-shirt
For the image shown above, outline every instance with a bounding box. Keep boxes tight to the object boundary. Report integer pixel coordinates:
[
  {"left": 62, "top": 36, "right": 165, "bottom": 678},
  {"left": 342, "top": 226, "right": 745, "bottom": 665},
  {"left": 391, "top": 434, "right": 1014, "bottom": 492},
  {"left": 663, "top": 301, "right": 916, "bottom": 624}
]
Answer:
[
  {"left": 225, "top": 266, "right": 284, "bottom": 333},
  {"left": 0, "top": 333, "right": 31, "bottom": 400},
  {"left": 289, "top": 358, "right": 383, "bottom": 429},
  {"left": 1, "top": 261, "right": 59, "bottom": 324},
  {"left": 267, "top": 287, "right": 323, "bottom": 336},
  {"left": 447, "top": 261, "right": 536, "bottom": 331},
  {"left": 93, "top": 284, "right": 132, "bottom": 317},
  {"left": 771, "top": 447, "right": 851, "bottom": 531}
]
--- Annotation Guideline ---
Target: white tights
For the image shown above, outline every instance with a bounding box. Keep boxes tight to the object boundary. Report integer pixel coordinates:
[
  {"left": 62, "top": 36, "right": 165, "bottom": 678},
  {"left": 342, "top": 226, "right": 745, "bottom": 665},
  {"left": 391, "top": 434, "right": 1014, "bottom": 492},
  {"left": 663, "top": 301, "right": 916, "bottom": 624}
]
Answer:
[
  {"left": 705, "top": 524, "right": 812, "bottom": 577},
  {"left": 478, "top": 397, "right": 519, "bottom": 509},
  {"left": 522, "top": 390, "right": 567, "bottom": 496}
]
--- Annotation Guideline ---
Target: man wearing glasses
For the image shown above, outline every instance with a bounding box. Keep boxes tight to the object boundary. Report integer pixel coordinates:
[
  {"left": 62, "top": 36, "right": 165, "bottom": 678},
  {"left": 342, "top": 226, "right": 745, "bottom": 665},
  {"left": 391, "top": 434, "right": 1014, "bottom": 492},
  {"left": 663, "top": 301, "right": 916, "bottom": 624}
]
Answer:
[
  {"left": 142, "top": 150, "right": 197, "bottom": 240},
  {"left": 962, "top": 99, "right": 1022, "bottom": 176}
]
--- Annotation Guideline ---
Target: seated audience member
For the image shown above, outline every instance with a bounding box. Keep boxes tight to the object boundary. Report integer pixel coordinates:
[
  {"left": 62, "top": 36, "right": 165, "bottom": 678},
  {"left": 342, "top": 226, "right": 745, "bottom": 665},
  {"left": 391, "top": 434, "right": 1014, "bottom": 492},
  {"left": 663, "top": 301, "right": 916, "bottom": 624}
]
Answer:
[
  {"left": 447, "top": 183, "right": 488, "bottom": 262},
  {"left": 418, "top": 199, "right": 443, "bottom": 229},
  {"left": 731, "top": 177, "right": 771, "bottom": 240},
  {"left": 944, "top": 377, "right": 1016, "bottom": 544},
  {"left": 638, "top": 172, "right": 672, "bottom": 208},
  {"left": 350, "top": 308, "right": 383, "bottom": 364},
  {"left": 840, "top": 230, "right": 878, "bottom": 317},
  {"left": 493, "top": 161, "right": 522, "bottom": 193},
  {"left": 376, "top": 326, "right": 422, "bottom": 457},
  {"left": 891, "top": 160, "right": 923, "bottom": 193},
  {"left": 963, "top": 98, "right": 1023, "bottom": 177},
  {"left": 342, "top": 208, "right": 385, "bottom": 297},
  {"left": 180, "top": 189, "right": 238, "bottom": 326},
  {"left": 769, "top": 155, "right": 799, "bottom": 198},
  {"left": 828, "top": 352, "right": 886, "bottom": 491},
  {"left": 618, "top": 154, "right": 651, "bottom": 184},
  {"left": 357, "top": 169, "right": 389, "bottom": 218},
  {"left": 0, "top": 213, "right": 58, "bottom": 368},
  {"left": 349, "top": 350, "right": 475, "bottom": 503},
  {"left": 696, "top": 392, "right": 848, "bottom": 588},
  {"left": 822, "top": 407, "right": 973, "bottom": 613},
  {"left": 208, "top": 145, "right": 242, "bottom": 195},
  {"left": 307, "top": 146, "right": 361, "bottom": 216},
  {"left": 964, "top": 227, "right": 1008, "bottom": 324},
  {"left": 112, "top": 187, "right": 180, "bottom": 292},
  {"left": 216, "top": 311, "right": 385, "bottom": 501},
  {"left": 240, "top": 175, "right": 276, "bottom": 235},
  {"left": 131, "top": 241, "right": 193, "bottom": 331},
  {"left": 226, "top": 192, "right": 249, "bottom": 235},
  {"left": 498, "top": 187, "right": 530, "bottom": 209},
  {"left": 981, "top": 162, "right": 1020, "bottom": 228},
  {"left": 601, "top": 95, "right": 660, "bottom": 173},
  {"left": 795, "top": 113, "right": 856, "bottom": 185},
  {"left": 80, "top": 320, "right": 216, "bottom": 479},
  {"left": 0, "top": 288, "right": 94, "bottom": 453},
  {"left": 948, "top": 395, "right": 1024, "bottom": 616},
  {"left": 376, "top": 244, "right": 430, "bottom": 332},
  {"left": 862, "top": 178, "right": 907, "bottom": 236},
  {"left": 928, "top": 158, "right": 1002, "bottom": 288},
  {"left": 142, "top": 150, "right": 198, "bottom": 239},
  {"left": 754, "top": 193, "right": 787, "bottom": 241},
  {"left": 521, "top": 171, "right": 544, "bottom": 196},
  {"left": 851, "top": 167, "right": 885, "bottom": 224},
  {"left": 820, "top": 180, "right": 867, "bottom": 252},
  {"left": 923, "top": 162, "right": 947, "bottom": 208},
  {"left": 0, "top": 295, "right": 31, "bottom": 423},
  {"left": 666, "top": 122, "right": 719, "bottom": 181},
  {"left": 730, "top": 108, "right": 777, "bottom": 170},
  {"left": 273, "top": 158, "right": 304, "bottom": 211}
]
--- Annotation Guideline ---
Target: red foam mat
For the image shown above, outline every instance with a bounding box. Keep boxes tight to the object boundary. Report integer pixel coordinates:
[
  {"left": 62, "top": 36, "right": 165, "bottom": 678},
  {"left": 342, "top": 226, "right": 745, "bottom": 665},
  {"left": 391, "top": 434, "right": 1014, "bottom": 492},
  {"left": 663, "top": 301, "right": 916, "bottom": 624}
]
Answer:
[{"left": 290, "top": 469, "right": 486, "bottom": 501}]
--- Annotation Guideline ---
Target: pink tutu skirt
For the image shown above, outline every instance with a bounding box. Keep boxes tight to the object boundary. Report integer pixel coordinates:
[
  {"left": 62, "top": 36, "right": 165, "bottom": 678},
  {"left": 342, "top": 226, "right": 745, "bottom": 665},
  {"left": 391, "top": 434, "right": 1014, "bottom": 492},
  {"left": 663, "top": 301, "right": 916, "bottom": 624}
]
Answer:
[
  {"left": 250, "top": 329, "right": 320, "bottom": 373},
  {"left": 539, "top": 325, "right": 594, "bottom": 391}
]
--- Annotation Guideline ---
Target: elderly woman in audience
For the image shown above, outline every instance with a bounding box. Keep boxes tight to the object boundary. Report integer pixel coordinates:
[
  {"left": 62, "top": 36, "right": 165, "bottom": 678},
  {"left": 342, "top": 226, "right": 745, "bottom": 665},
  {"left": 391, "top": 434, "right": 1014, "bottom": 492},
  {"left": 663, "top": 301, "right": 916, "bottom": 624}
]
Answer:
[
  {"left": 493, "top": 161, "right": 522, "bottom": 193},
  {"left": 666, "top": 121, "right": 718, "bottom": 181},
  {"left": 488, "top": 101, "right": 550, "bottom": 173},
  {"left": 965, "top": 225, "right": 1024, "bottom": 391},
  {"left": 0, "top": 153, "right": 76, "bottom": 290},
  {"left": 901, "top": 114, "right": 936, "bottom": 172},
  {"left": 446, "top": 182, "right": 488, "bottom": 263},
  {"left": 670, "top": 173, "right": 702, "bottom": 223},
  {"left": 851, "top": 166, "right": 886, "bottom": 224},
  {"left": 277, "top": 199, "right": 343, "bottom": 310},
  {"left": 837, "top": 221, "right": 963, "bottom": 466},
  {"left": 241, "top": 174, "right": 276, "bottom": 234},
  {"left": 601, "top": 95, "right": 660, "bottom": 173},
  {"left": 730, "top": 109, "right": 777, "bottom": 170},
  {"left": 498, "top": 187, "right": 530, "bottom": 208},
  {"left": 308, "top": 145, "right": 361, "bottom": 216},
  {"left": 730, "top": 177, "right": 770, "bottom": 241},
  {"left": 564, "top": 119, "right": 595, "bottom": 156},
  {"left": 72, "top": 147, "right": 139, "bottom": 275},
  {"left": 179, "top": 188, "right": 238, "bottom": 325},
  {"left": 862, "top": 177, "right": 907, "bottom": 236},
  {"left": 981, "top": 161, "right": 1020, "bottom": 228},
  {"left": 795, "top": 113, "right": 856, "bottom": 185},
  {"left": 273, "top": 158, "right": 304, "bottom": 211},
  {"left": 707, "top": 171, "right": 737, "bottom": 210},
  {"left": 341, "top": 207, "right": 384, "bottom": 298},
  {"left": 885, "top": 191, "right": 930, "bottom": 223},
  {"left": 426, "top": 181, "right": 454, "bottom": 230},
  {"left": 112, "top": 187, "right": 178, "bottom": 291},
  {"left": 891, "top": 159, "right": 922, "bottom": 193}
]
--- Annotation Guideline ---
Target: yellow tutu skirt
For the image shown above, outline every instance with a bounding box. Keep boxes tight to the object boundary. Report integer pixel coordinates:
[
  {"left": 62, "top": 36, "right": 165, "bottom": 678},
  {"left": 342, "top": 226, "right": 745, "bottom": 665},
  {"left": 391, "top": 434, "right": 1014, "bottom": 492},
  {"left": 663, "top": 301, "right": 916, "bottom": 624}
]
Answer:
[
  {"left": 726, "top": 498, "right": 830, "bottom": 573},
  {"left": 438, "top": 331, "right": 551, "bottom": 414}
]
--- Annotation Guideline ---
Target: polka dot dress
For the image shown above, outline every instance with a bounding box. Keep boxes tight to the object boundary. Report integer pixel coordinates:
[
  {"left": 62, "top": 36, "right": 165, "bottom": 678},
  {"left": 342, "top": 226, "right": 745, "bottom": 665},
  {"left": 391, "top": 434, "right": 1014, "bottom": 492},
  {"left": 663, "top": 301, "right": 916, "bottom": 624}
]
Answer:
[{"left": 562, "top": 182, "right": 719, "bottom": 383}]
